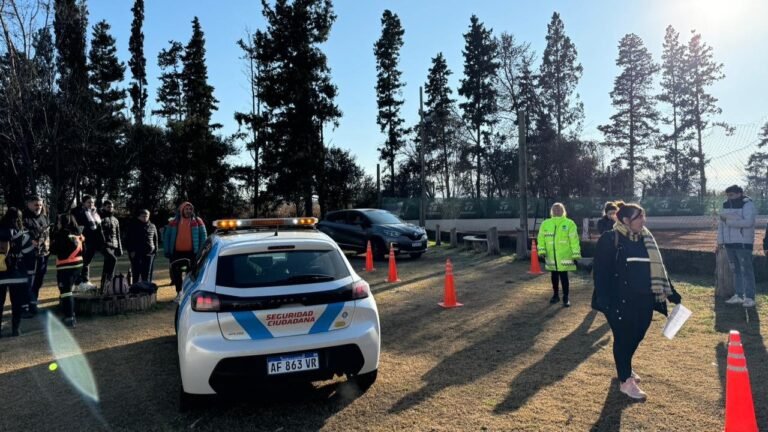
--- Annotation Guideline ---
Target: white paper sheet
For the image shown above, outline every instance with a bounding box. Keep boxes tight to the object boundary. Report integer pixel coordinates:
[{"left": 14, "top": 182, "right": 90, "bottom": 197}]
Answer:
[{"left": 662, "top": 304, "right": 692, "bottom": 339}]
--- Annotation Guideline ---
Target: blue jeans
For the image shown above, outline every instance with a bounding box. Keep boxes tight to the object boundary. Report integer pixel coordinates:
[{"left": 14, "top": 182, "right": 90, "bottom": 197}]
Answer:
[{"left": 725, "top": 247, "right": 756, "bottom": 300}]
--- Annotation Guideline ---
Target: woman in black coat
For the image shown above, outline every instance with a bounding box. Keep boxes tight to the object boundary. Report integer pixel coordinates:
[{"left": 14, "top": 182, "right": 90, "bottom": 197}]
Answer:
[
  {"left": 592, "top": 202, "right": 681, "bottom": 400},
  {"left": 597, "top": 201, "right": 620, "bottom": 235}
]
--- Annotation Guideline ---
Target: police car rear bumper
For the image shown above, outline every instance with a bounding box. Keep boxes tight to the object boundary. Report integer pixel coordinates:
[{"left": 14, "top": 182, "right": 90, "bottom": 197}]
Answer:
[{"left": 179, "top": 311, "right": 380, "bottom": 395}]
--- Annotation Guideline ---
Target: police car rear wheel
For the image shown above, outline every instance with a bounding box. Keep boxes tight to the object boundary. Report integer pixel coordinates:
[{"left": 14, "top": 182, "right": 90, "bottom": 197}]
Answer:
[{"left": 348, "top": 369, "right": 377, "bottom": 391}]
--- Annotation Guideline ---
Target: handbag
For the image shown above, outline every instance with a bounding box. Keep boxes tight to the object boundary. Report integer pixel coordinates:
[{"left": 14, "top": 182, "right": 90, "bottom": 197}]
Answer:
[{"left": 103, "top": 272, "right": 129, "bottom": 296}]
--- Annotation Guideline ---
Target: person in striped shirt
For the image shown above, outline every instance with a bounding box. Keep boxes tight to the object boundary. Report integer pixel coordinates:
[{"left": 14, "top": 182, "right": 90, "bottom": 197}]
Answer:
[{"left": 0, "top": 207, "right": 36, "bottom": 337}]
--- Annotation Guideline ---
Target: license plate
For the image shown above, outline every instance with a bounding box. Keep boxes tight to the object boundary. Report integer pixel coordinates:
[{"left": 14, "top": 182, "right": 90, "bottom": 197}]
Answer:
[
  {"left": 267, "top": 352, "right": 319, "bottom": 375},
  {"left": 412, "top": 242, "right": 421, "bottom": 247}
]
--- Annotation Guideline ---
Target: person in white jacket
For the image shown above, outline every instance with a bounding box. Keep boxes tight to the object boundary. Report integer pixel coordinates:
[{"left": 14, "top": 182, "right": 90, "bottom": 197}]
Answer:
[{"left": 717, "top": 185, "right": 757, "bottom": 307}]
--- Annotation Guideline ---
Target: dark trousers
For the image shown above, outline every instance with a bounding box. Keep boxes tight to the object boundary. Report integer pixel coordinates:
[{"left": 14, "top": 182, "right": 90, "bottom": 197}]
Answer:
[
  {"left": 1, "top": 282, "right": 28, "bottom": 332},
  {"left": 170, "top": 251, "right": 196, "bottom": 293},
  {"left": 130, "top": 254, "right": 155, "bottom": 283},
  {"left": 605, "top": 293, "right": 654, "bottom": 382},
  {"left": 81, "top": 241, "right": 101, "bottom": 282},
  {"left": 27, "top": 255, "right": 49, "bottom": 311},
  {"left": 101, "top": 247, "right": 118, "bottom": 283},
  {"left": 550, "top": 271, "right": 570, "bottom": 299},
  {"left": 57, "top": 268, "right": 79, "bottom": 319}
]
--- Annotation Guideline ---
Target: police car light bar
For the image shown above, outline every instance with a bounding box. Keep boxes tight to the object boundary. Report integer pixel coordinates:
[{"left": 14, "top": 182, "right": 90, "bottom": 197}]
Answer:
[{"left": 213, "top": 217, "right": 318, "bottom": 230}]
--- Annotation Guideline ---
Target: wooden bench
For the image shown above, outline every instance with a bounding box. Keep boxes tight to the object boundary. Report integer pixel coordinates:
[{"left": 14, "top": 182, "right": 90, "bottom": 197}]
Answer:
[{"left": 463, "top": 235, "right": 488, "bottom": 252}]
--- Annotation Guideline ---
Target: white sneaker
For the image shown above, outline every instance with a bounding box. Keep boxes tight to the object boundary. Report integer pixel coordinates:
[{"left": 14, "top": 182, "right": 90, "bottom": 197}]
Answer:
[
  {"left": 725, "top": 295, "right": 744, "bottom": 304},
  {"left": 743, "top": 298, "right": 756, "bottom": 307},
  {"left": 619, "top": 377, "right": 647, "bottom": 400}
]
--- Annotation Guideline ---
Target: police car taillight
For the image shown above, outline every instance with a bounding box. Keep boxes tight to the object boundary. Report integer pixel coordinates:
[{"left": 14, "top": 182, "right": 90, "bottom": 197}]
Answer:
[
  {"left": 191, "top": 292, "right": 221, "bottom": 312},
  {"left": 351, "top": 280, "right": 370, "bottom": 300}
]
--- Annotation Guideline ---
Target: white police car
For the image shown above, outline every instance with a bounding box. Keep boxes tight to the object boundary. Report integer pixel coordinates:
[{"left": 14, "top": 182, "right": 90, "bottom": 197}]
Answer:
[{"left": 175, "top": 217, "right": 380, "bottom": 410}]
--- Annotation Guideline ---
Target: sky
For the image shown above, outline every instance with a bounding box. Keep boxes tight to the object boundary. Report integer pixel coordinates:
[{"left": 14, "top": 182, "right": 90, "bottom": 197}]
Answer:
[{"left": 89, "top": 0, "right": 768, "bottom": 190}]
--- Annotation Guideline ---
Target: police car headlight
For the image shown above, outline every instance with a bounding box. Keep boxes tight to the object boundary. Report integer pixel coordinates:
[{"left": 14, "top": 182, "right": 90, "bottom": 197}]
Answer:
[
  {"left": 383, "top": 230, "right": 400, "bottom": 238},
  {"left": 191, "top": 291, "right": 221, "bottom": 312}
]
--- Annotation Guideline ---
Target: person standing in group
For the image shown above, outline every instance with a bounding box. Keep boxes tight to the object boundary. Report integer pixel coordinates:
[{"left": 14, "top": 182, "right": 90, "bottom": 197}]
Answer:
[
  {"left": 72, "top": 195, "right": 105, "bottom": 284},
  {"left": 0, "top": 208, "right": 35, "bottom": 337},
  {"left": 592, "top": 202, "right": 681, "bottom": 400},
  {"left": 51, "top": 213, "right": 84, "bottom": 328},
  {"left": 537, "top": 202, "right": 582, "bottom": 307},
  {"left": 22, "top": 195, "right": 51, "bottom": 316},
  {"left": 126, "top": 209, "right": 159, "bottom": 283},
  {"left": 163, "top": 202, "right": 207, "bottom": 301},
  {"left": 597, "top": 201, "right": 621, "bottom": 235},
  {"left": 98, "top": 200, "right": 123, "bottom": 288},
  {"left": 717, "top": 185, "right": 757, "bottom": 308}
]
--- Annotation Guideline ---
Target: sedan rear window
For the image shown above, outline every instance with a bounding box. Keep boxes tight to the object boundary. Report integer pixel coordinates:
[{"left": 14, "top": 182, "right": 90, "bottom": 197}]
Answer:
[{"left": 216, "top": 250, "right": 350, "bottom": 288}]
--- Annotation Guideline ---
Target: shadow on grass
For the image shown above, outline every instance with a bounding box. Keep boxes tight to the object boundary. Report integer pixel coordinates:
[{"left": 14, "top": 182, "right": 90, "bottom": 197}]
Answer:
[
  {"left": 493, "top": 310, "right": 610, "bottom": 414},
  {"left": 0, "top": 334, "right": 364, "bottom": 431},
  {"left": 387, "top": 287, "right": 563, "bottom": 414},
  {"left": 589, "top": 379, "right": 635, "bottom": 432}
]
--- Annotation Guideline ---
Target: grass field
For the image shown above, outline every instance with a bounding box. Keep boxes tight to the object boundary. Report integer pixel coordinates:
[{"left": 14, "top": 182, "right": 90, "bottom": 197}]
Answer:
[{"left": 1, "top": 246, "right": 767, "bottom": 431}]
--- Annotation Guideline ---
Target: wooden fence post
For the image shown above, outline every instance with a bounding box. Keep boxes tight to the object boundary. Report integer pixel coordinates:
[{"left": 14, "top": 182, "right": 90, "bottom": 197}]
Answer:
[
  {"left": 487, "top": 227, "right": 500, "bottom": 255},
  {"left": 435, "top": 224, "right": 442, "bottom": 246},
  {"left": 449, "top": 228, "right": 458, "bottom": 248}
]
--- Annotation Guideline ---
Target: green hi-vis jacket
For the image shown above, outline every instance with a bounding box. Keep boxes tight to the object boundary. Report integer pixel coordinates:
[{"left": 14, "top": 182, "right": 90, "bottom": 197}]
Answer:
[{"left": 536, "top": 216, "right": 582, "bottom": 272}]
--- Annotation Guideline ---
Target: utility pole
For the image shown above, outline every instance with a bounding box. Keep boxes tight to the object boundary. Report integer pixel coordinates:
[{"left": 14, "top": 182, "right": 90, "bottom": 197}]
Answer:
[
  {"left": 517, "top": 109, "right": 529, "bottom": 258},
  {"left": 419, "top": 87, "right": 427, "bottom": 228},
  {"left": 376, "top": 163, "right": 381, "bottom": 208}
]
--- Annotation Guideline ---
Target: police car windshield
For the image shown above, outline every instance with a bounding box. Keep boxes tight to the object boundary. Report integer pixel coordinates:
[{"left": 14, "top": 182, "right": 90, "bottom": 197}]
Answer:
[
  {"left": 216, "top": 250, "right": 350, "bottom": 288},
  {"left": 366, "top": 211, "right": 402, "bottom": 225}
]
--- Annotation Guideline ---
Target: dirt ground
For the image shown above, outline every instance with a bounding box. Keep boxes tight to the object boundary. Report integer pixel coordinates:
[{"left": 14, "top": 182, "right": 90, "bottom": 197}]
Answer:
[{"left": 1, "top": 247, "right": 767, "bottom": 431}]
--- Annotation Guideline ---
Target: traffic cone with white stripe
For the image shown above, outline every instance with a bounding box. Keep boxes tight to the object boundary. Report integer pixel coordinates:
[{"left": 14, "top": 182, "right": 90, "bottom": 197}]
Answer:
[
  {"left": 386, "top": 243, "right": 400, "bottom": 283},
  {"left": 363, "top": 240, "right": 375, "bottom": 272},
  {"left": 527, "top": 240, "right": 544, "bottom": 275},
  {"left": 724, "top": 330, "right": 758, "bottom": 432},
  {"left": 439, "top": 258, "right": 463, "bottom": 308}
]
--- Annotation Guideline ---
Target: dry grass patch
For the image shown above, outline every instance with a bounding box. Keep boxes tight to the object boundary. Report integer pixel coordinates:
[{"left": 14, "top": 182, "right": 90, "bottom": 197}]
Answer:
[{"left": 1, "top": 247, "right": 766, "bottom": 431}]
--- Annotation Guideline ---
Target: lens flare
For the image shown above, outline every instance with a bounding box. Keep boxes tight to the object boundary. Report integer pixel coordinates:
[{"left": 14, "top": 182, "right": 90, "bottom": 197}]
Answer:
[{"left": 45, "top": 312, "right": 99, "bottom": 403}]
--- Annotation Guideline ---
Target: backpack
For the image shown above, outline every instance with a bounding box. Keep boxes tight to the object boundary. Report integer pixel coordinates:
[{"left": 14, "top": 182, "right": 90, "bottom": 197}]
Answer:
[
  {"left": 129, "top": 281, "right": 158, "bottom": 295},
  {"left": 103, "top": 273, "right": 130, "bottom": 296}
]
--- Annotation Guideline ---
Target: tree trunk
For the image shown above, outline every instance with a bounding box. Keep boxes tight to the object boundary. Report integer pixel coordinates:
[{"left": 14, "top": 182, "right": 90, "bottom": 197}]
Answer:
[{"left": 475, "top": 127, "right": 481, "bottom": 199}]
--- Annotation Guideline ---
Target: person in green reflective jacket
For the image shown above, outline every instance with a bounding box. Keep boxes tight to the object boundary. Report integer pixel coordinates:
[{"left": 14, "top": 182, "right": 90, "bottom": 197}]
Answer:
[{"left": 537, "top": 202, "right": 582, "bottom": 307}]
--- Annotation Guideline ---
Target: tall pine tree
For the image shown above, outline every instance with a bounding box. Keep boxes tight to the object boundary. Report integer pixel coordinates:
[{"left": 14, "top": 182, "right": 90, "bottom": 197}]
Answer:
[
  {"left": 128, "top": 0, "right": 147, "bottom": 125},
  {"left": 374, "top": 9, "right": 406, "bottom": 196},
  {"left": 538, "top": 12, "right": 583, "bottom": 197},
  {"left": 598, "top": 33, "right": 659, "bottom": 195},
  {"left": 658, "top": 25, "right": 693, "bottom": 193},
  {"left": 746, "top": 123, "right": 768, "bottom": 198},
  {"left": 425, "top": 53, "right": 455, "bottom": 198},
  {"left": 539, "top": 12, "right": 583, "bottom": 138},
  {"left": 153, "top": 41, "right": 185, "bottom": 124},
  {"left": 86, "top": 20, "right": 127, "bottom": 202},
  {"left": 458, "top": 15, "right": 499, "bottom": 199},
  {"left": 684, "top": 30, "right": 729, "bottom": 198},
  {"left": 255, "top": 0, "right": 341, "bottom": 216},
  {"left": 53, "top": 0, "right": 89, "bottom": 210}
]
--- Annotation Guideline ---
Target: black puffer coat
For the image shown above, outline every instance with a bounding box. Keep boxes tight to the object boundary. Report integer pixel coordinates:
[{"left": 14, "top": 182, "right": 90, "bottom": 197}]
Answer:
[
  {"left": 99, "top": 210, "right": 123, "bottom": 254},
  {"left": 125, "top": 220, "right": 159, "bottom": 256}
]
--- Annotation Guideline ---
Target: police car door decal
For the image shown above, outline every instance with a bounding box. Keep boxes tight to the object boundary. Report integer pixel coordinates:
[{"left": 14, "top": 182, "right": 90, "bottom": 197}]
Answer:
[{"left": 219, "top": 301, "right": 355, "bottom": 340}]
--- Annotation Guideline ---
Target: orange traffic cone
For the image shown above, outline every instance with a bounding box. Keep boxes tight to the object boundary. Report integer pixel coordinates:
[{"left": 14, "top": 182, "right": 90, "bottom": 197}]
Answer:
[
  {"left": 386, "top": 243, "right": 400, "bottom": 283},
  {"left": 439, "top": 258, "right": 463, "bottom": 308},
  {"left": 363, "top": 241, "right": 375, "bottom": 272},
  {"left": 528, "top": 240, "right": 544, "bottom": 275},
  {"left": 724, "top": 330, "right": 758, "bottom": 432}
]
